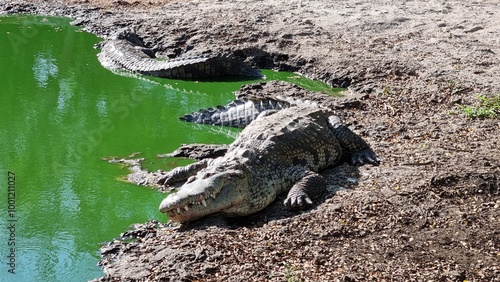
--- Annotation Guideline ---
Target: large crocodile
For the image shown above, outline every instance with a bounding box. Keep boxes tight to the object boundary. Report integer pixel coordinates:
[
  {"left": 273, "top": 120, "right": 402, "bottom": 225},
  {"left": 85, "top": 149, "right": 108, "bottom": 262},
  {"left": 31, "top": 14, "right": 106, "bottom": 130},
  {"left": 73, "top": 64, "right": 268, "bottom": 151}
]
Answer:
[
  {"left": 97, "top": 29, "right": 261, "bottom": 79},
  {"left": 159, "top": 101, "right": 379, "bottom": 222}
]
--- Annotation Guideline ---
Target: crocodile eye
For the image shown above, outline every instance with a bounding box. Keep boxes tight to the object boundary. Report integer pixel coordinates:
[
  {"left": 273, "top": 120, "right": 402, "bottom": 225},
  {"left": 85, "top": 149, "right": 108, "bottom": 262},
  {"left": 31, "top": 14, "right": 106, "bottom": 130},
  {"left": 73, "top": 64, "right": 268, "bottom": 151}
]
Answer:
[
  {"left": 241, "top": 149, "right": 253, "bottom": 158},
  {"left": 186, "top": 176, "right": 196, "bottom": 183},
  {"left": 200, "top": 171, "right": 215, "bottom": 178}
]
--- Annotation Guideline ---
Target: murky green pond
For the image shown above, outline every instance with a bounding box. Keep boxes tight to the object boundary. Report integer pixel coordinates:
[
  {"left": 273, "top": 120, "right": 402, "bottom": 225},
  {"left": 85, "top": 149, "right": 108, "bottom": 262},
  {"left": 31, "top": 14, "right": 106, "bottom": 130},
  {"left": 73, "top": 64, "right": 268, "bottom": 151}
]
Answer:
[{"left": 0, "top": 15, "right": 340, "bottom": 282}]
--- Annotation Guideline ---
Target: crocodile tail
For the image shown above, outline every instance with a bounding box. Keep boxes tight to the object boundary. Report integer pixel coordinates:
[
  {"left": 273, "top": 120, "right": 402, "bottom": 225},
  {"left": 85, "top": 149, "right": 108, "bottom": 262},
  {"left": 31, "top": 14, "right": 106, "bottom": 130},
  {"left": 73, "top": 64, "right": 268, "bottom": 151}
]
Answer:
[
  {"left": 180, "top": 97, "right": 293, "bottom": 128},
  {"left": 97, "top": 31, "right": 261, "bottom": 78}
]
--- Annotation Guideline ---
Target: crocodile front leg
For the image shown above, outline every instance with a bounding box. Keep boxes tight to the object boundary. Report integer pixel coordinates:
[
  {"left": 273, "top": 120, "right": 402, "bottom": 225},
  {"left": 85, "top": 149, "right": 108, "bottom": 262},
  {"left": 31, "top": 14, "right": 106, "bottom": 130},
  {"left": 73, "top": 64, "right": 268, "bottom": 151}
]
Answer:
[
  {"left": 157, "top": 159, "right": 209, "bottom": 186},
  {"left": 284, "top": 171, "right": 326, "bottom": 208}
]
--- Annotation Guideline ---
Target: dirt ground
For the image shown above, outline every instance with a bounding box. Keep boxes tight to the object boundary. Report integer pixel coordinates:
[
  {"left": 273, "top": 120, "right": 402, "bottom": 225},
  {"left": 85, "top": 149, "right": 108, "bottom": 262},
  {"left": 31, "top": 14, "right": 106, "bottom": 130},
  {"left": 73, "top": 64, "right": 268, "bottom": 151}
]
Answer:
[{"left": 2, "top": 0, "right": 499, "bottom": 281}]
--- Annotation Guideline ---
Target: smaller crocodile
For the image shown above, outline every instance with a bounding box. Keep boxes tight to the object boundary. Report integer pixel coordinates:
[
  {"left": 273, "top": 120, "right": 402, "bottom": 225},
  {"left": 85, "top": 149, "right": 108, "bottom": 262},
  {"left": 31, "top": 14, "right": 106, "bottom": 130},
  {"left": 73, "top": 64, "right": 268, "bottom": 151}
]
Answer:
[
  {"left": 97, "top": 29, "right": 261, "bottom": 79},
  {"left": 159, "top": 100, "right": 379, "bottom": 222}
]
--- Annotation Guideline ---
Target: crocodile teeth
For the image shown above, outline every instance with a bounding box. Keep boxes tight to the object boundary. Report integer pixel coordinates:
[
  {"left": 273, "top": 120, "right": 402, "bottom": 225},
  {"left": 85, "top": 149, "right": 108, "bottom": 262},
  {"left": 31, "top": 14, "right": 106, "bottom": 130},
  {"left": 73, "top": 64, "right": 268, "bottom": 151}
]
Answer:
[
  {"left": 201, "top": 199, "right": 207, "bottom": 207},
  {"left": 211, "top": 194, "right": 216, "bottom": 200},
  {"left": 177, "top": 208, "right": 182, "bottom": 213},
  {"left": 184, "top": 205, "right": 189, "bottom": 211}
]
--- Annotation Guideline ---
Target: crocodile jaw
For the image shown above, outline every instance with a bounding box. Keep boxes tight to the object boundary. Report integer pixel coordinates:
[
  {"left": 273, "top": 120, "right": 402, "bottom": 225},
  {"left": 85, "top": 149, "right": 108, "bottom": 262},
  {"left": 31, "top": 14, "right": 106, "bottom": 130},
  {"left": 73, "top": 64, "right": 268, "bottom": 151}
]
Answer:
[{"left": 159, "top": 170, "right": 247, "bottom": 222}]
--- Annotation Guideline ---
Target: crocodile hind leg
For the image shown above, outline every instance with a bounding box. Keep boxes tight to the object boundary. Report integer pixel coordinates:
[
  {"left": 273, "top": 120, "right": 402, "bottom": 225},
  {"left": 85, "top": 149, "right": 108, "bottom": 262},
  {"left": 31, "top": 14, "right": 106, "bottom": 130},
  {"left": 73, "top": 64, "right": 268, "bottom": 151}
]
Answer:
[
  {"left": 349, "top": 148, "right": 380, "bottom": 166},
  {"left": 157, "top": 159, "right": 209, "bottom": 186},
  {"left": 284, "top": 171, "right": 326, "bottom": 208},
  {"left": 327, "top": 116, "right": 380, "bottom": 166}
]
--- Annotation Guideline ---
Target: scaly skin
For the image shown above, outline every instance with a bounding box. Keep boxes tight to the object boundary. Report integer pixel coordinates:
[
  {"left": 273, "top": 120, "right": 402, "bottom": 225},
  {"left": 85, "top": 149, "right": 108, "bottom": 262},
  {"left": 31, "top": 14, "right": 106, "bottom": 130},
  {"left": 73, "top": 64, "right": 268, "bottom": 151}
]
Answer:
[
  {"left": 159, "top": 106, "right": 379, "bottom": 222},
  {"left": 97, "top": 30, "right": 261, "bottom": 79},
  {"left": 180, "top": 97, "right": 294, "bottom": 127}
]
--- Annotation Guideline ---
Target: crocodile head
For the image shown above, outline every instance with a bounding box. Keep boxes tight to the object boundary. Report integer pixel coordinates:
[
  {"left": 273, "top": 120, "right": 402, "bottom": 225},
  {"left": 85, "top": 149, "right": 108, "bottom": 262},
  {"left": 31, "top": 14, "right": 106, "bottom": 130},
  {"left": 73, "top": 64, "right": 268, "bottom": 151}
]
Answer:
[{"left": 159, "top": 168, "right": 249, "bottom": 222}]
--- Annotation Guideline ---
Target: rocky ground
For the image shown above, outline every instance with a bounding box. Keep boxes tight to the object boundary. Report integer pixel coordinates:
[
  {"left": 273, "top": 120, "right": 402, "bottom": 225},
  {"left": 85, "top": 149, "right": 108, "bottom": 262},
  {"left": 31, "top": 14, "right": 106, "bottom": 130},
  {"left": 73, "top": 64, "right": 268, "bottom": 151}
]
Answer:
[{"left": 2, "top": 0, "right": 499, "bottom": 281}]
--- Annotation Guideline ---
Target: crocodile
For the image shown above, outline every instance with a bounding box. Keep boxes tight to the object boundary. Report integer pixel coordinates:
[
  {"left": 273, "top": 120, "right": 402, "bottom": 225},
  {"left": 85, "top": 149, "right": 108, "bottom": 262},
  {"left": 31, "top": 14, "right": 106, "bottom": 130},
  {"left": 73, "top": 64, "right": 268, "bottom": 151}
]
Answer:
[
  {"left": 159, "top": 101, "right": 379, "bottom": 222},
  {"left": 97, "top": 29, "right": 261, "bottom": 79}
]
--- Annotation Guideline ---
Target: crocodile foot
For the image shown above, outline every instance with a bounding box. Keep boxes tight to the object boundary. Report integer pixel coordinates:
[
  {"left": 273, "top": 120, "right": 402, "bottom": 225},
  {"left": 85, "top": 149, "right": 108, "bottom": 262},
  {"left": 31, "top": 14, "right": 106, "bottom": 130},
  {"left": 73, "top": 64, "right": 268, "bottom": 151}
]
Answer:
[
  {"left": 284, "top": 171, "right": 326, "bottom": 209},
  {"left": 351, "top": 148, "right": 380, "bottom": 166}
]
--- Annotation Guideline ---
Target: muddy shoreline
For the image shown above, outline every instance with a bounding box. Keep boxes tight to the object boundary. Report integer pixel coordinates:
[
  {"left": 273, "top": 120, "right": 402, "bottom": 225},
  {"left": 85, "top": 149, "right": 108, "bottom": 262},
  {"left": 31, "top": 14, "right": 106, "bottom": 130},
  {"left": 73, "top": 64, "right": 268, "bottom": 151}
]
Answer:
[{"left": 2, "top": 1, "right": 499, "bottom": 281}]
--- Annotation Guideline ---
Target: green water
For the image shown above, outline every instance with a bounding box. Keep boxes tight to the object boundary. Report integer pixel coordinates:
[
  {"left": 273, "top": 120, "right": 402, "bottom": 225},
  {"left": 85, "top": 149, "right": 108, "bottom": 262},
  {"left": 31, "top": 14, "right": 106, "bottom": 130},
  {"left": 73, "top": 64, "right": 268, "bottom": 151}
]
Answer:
[{"left": 0, "top": 15, "right": 340, "bottom": 282}]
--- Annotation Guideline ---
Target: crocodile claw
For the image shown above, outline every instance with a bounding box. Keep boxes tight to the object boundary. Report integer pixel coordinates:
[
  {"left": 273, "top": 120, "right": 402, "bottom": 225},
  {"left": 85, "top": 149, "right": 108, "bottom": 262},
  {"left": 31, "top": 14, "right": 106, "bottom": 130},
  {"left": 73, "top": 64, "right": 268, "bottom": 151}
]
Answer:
[
  {"left": 284, "top": 193, "right": 314, "bottom": 209},
  {"left": 351, "top": 148, "right": 380, "bottom": 166}
]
